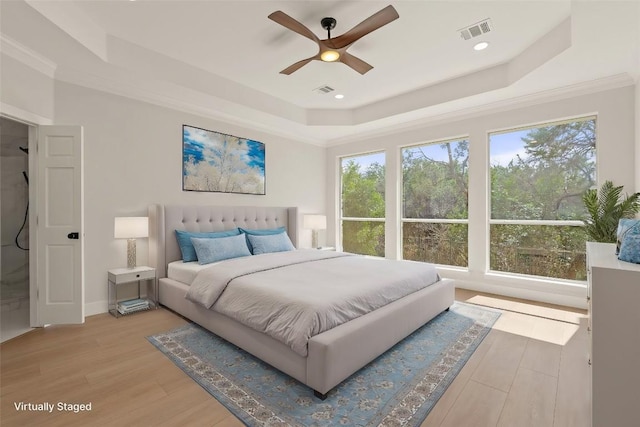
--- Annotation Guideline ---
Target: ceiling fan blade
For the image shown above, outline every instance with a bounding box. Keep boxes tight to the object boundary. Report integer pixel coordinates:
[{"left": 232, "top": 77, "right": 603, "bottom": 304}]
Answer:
[
  {"left": 279, "top": 55, "right": 319, "bottom": 75},
  {"left": 339, "top": 52, "right": 373, "bottom": 74},
  {"left": 329, "top": 5, "right": 399, "bottom": 49},
  {"left": 268, "top": 11, "right": 320, "bottom": 44}
]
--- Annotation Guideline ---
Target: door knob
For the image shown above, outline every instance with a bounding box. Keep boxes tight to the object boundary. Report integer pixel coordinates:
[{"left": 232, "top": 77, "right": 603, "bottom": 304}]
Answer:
[{"left": 67, "top": 232, "right": 79, "bottom": 239}]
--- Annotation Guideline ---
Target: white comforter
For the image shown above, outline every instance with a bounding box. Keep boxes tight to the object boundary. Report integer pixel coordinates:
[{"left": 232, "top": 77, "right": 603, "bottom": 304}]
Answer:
[{"left": 186, "top": 250, "right": 440, "bottom": 356}]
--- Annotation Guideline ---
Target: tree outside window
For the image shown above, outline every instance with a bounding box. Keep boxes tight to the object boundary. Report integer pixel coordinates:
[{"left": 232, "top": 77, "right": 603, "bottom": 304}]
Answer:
[
  {"left": 340, "top": 153, "right": 385, "bottom": 256},
  {"left": 402, "top": 139, "right": 469, "bottom": 267},
  {"left": 489, "top": 117, "right": 596, "bottom": 280}
]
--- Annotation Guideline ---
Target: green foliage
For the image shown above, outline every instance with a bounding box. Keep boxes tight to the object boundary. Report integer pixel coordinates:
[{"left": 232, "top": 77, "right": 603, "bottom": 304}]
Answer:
[
  {"left": 402, "top": 141, "right": 468, "bottom": 219},
  {"left": 341, "top": 160, "right": 385, "bottom": 218},
  {"left": 341, "top": 159, "right": 385, "bottom": 256},
  {"left": 492, "top": 120, "right": 595, "bottom": 220},
  {"left": 403, "top": 223, "right": 468, "bottom": 267},
  {"left": 490, "top": 224, "right": 587, "bottom": 280},
  {"left": 582, "top": 181, "right": 640, "bottom": 242},
  {"left": 342, "top": 221, "right": 385, "bottom": 257},
  {"left": 341, "top": 118, "right": 601, "bottom": 280},
  {"left": 487, "top": 119, "right": 596, "bottom": 278}
]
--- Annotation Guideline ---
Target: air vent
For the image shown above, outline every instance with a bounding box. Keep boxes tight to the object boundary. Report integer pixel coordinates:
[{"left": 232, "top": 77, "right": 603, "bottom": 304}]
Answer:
[
  {"left": 313, "top": 85, "right": 335, "bottom": 95},
  {"left": 458, "top": 18, "right": 492, "bottom": 40}
]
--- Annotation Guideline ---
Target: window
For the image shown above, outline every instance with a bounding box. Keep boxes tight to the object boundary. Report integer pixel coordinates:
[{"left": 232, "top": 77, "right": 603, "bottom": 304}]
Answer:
[
  {"left": 401, "top": 139, "right": 469, "bottom": 266},
  {"left": 340, "top": 152, "right": 385, "bottom": 256},
  {"left": 489, "top": 117, "right": 596, "bottom": 280}
]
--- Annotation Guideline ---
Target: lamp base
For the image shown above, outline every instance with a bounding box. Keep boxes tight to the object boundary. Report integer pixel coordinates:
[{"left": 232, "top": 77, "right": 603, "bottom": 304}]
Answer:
[
  {"left": 311, "top": 230, "right": 319, "bottom": 249},
  {"left": 127, "top": 238, "right": 137, "bottom": 269}
]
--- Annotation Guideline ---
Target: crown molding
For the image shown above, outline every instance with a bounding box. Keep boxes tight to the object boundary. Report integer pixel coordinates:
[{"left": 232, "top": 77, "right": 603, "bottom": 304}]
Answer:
[
  {"left": 0, "top": 102, "right": 54, "bottom": 125},
  {"left": 1, "top": 34, "right": 57, "bottom": 78},
  {"left": 324, "top": 73, "right": 635, "bottom": 147},
  {"left": 53, "top": 67, "right": 328, "bottom": 147}
]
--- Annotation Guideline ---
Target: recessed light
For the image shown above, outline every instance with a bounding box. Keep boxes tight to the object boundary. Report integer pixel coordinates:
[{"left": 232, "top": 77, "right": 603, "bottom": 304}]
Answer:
[
  {"left": 334, "top": 94, "right": 344, "bottom": 99},
  {"left": 474, "top": 41, "right": 489, "bottom": 51}
]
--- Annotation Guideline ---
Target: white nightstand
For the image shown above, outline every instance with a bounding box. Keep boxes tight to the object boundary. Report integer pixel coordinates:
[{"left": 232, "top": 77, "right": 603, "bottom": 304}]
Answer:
[{"left": 108, "top": 266, "right": 157, "bottom": 318}]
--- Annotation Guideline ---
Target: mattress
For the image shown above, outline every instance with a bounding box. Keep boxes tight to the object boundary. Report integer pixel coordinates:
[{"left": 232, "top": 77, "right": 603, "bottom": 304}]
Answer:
[
  {"left": 186, "top": 250, "right": 440, "bottom": 356},
  {"left": 167, "top": 260, "right": 215, "bottom": 285}
]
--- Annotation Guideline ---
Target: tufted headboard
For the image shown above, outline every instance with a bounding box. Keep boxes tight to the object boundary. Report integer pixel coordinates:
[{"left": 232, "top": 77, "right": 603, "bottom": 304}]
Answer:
[{"left": 148, "top": 204, "right": 298, "bottom": 278}]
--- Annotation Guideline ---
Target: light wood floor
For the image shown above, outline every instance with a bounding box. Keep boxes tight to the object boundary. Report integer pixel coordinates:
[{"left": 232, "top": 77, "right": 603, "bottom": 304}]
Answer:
[{"left": 0, "top": 289, "right": 591, "bottom": 427}]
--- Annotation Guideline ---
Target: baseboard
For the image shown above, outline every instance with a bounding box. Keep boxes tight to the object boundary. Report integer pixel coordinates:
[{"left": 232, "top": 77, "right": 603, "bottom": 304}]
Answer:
[
  {"left": 454, "top": 279, "right": 587, "bottom": 309},
  {"left": 437, "top": 269, "right": 588, "bottom": 310}
]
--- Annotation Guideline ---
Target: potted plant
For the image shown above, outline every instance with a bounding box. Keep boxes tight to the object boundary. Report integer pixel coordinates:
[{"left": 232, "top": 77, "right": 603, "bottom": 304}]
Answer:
[{"left": 582, "top": 180, "right": 640, "bottom": 242}]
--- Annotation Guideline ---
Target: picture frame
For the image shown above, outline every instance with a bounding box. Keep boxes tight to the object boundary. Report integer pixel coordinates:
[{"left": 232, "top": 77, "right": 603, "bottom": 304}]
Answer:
[{"left": 182, "top": 125, "right": 265, "bottom": 195}]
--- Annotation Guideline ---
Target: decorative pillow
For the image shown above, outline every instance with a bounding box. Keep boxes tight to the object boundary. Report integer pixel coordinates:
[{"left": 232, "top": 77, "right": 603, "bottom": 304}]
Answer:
[
  {"left": 617, "top": 219, "right": 640, "bottom": 254},
  {"left": 246, "top": 233, "right": 295, "bottom": 255},
  {"left": 239, "top": 226, "right": 287, "bottom": 253},
  {"left": 618, "top": 220, "right": 640, "bottom": 264},
  {"left": 175, "top": 229, "right": 240, "bottom": 262},
  {"left": 190, "top": 234, "right": 251, "bottom": 265}
]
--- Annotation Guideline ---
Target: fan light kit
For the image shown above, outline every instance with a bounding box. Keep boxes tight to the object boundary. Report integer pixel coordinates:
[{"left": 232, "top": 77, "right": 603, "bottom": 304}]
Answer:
[
  {"left": 268, "top": 5, "right": 399, "bottom": 75},
  {"left": 321, "top": 50, "right": 340, "bottom": 62}
]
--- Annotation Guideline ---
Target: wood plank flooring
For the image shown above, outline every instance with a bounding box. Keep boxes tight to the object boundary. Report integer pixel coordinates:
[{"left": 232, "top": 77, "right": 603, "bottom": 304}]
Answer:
[{"left": 0, "top": 289, "right": 591, "bottom": 427}]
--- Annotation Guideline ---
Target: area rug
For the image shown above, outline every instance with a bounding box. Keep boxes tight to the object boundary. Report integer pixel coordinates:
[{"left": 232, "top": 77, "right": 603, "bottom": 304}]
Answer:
[{"left": 147, "top": 302, "right": 500, "bottom": 427}]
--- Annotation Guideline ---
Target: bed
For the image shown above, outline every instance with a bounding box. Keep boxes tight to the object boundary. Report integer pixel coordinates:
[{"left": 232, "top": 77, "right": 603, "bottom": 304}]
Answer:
[{"left": 148, "top": 204, "right": 455, "bottom": 399}]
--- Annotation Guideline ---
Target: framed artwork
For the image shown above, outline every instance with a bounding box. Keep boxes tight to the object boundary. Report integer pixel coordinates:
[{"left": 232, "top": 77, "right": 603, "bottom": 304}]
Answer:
[{"left": 182, "top": 125, "right": 265, "bottom": 195}]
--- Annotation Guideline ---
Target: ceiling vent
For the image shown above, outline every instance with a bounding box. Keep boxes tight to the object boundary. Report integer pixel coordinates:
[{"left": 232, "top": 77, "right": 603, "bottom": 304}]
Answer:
[
  {"left": 313, "top": 85, "right": 335, "bottom": 95},
  {"left": 458, "top": 18, "right": 492, "bottom": 40}
]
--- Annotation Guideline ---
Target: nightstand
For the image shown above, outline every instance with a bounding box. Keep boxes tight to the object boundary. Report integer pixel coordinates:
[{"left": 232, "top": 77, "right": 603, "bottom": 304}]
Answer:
[{"left": 108, "top": 266, "right": 156, "bottom": 318}]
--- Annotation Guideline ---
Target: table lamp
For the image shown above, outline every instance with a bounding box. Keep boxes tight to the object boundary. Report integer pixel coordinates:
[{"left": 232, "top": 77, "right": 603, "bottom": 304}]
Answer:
[
  {"left": 114, "top": 216, "right": 148, "bottom": 268},
  {"left": 303, "top": 214, "right": 327, "bottom": 249}
]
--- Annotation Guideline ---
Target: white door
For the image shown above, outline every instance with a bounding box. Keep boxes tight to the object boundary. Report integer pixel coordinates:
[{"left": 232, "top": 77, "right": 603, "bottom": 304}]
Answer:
[{"left": 34, "top": 125, "right": 84, "bottom": 325}]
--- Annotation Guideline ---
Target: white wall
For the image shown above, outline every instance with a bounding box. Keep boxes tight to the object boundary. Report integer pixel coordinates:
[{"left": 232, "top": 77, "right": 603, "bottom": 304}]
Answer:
[
  {"left": 52, "top": 81, "right": 326, "bottom": 315},
  {"left": 0, "top": 54, "right": 54, "bottom": 123},
  {"left": 327, "top": 85, "right": 636, "bottom": 308}
]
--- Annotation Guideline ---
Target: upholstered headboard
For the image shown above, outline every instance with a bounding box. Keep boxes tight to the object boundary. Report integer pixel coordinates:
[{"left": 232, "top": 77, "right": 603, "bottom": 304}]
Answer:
[{"left": 148, "top": 204, "right": 298, "bottom": 278}]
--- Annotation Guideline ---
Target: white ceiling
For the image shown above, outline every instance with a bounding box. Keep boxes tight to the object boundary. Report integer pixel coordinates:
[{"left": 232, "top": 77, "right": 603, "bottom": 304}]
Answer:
[{"left": 1, "top": 0, "right": 638, "bottom": 145}]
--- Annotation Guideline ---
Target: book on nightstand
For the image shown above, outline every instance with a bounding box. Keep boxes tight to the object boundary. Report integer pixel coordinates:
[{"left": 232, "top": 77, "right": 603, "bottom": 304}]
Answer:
[{"left": 117, "top": 298, "right": 150, "bottom": 315}]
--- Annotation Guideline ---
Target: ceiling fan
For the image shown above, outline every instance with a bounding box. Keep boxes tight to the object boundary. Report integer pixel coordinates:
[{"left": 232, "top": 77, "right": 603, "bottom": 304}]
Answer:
[{"left": 268, "top": 5, "right": 399, "bottom": 75}]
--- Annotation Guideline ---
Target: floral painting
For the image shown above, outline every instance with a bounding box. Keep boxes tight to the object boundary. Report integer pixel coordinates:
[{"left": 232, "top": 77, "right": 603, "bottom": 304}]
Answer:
[{"left": 182, "top": 125, "right": 265, "bottom": 195}]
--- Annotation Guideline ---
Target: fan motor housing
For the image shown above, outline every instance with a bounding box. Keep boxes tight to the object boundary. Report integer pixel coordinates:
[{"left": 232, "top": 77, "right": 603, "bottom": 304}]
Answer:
[{"left": 321, "top": 17, "right": 337, "bottom": 31}]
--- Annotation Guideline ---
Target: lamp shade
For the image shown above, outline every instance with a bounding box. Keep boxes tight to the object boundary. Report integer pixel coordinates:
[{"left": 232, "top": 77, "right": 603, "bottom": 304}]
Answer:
[
  {"left": 114, "top": 217, "right": 148, "bottom": 238},
  {"left": 303, "top": 214, "right": 327, "bottom": 230}
]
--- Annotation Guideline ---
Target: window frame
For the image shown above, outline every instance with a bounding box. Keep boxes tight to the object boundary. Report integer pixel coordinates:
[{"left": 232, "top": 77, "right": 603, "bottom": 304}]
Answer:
[
  {"left": 487, "top": 115, "right": 597, "bottom": 280},
  {"left": 400, "top": 136, "right": 470, "bottom": 268},
  {"left": 338, "top": 150, "right": 386, "bottom": 255}
]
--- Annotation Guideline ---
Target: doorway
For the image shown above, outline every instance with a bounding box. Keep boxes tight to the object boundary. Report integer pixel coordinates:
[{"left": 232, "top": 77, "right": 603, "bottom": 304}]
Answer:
[{"left": 0, "top": 117, "right": 32, "bottom": 342}]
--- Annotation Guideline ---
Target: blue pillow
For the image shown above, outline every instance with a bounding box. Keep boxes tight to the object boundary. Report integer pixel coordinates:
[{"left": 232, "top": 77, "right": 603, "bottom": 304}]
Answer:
[
  {"left": 190, "top": 234, "right": 251, "bottom": 265},
  {"left": 239, "top": 227, "right": 287, "bottom": 253},
  {"left": 247, "top": 233, "right": 295, "bottom": 255},
  {"left": 175, "top": 229, "right": 240, "bottom": 262},
  {"left": 617, "top": 219, "right": 640, "bottom": 254}
]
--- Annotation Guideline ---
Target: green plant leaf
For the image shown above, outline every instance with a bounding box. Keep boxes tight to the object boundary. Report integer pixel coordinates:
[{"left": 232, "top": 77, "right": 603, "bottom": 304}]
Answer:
[{"left": 582, "top": 181, "right": 640, "bottom": 242}]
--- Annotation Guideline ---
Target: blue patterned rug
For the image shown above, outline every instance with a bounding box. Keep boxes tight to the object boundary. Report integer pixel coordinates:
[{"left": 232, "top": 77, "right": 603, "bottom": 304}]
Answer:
[{"left": 147, "top": 302, "right": 500, "bottom": 426}]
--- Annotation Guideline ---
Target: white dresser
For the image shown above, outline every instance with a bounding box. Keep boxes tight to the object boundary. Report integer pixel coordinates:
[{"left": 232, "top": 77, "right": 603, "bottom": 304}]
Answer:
[{"left": 587, "top": 242, "right": 640, "bottom": 427}]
